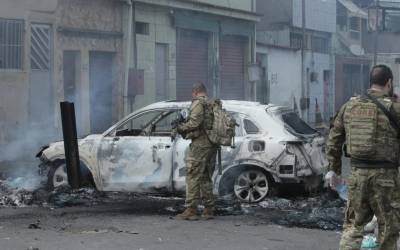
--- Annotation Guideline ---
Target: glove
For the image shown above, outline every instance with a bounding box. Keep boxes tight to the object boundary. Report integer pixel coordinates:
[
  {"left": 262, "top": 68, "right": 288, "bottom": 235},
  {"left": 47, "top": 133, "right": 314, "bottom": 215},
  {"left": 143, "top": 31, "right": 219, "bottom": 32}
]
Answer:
[{"left": 325, "top": 171, "right": 343, "bottom": 189}]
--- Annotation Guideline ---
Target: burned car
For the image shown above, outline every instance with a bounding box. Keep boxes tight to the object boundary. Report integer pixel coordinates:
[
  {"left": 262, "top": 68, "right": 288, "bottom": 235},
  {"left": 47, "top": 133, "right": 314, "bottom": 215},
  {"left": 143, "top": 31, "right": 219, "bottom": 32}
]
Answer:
[{"left": 37, "top": 100, "right": 327, "bottom": 203}]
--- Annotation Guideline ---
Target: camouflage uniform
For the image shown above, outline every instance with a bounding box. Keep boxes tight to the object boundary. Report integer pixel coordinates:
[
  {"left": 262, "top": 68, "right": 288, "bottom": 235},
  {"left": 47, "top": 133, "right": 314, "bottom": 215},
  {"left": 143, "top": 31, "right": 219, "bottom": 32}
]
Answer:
[
  {"left": 327, "top": 89, "right": 400, "bottom": 250},
  {"left": 178, "top": 95, "right": 217, "bottom": 209}
]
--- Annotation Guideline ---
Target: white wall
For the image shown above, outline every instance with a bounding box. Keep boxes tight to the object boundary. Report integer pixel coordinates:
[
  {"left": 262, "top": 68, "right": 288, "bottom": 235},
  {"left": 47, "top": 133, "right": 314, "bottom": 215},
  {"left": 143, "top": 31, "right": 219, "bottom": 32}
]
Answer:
[
  {"left": 305, "top": 52, "right": 333, "bottom": 124},
  {"left": 191, "top": 0, "right": 254, "bottom": 12},
  {"left": 0, "top": 0, "right": 58, "bottom": 19},
  {"left": 131, "top": 3, "right": 177, "bottom": 112},
  {"left": 257, "top": 45, "right": 334, "bottom": 124},
  {"left": 292, "top": 0, "right": 336, "bottom": 33},
  {"left": 258, "top": 46, "right": 302, "bottom": 109}
]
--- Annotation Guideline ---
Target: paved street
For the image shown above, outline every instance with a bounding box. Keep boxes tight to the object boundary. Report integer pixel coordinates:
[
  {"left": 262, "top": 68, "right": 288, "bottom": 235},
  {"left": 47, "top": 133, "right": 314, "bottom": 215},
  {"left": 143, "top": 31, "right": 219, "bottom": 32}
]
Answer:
[{"left": 0, "top": 203, "right": 341, "bottom": 250}]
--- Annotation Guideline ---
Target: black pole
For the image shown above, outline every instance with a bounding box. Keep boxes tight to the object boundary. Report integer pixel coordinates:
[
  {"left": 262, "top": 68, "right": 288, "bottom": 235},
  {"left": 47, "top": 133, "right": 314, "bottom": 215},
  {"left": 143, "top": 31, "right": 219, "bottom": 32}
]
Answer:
[{"left": 60, "top": 102, "right": 81, "bottom": 189}]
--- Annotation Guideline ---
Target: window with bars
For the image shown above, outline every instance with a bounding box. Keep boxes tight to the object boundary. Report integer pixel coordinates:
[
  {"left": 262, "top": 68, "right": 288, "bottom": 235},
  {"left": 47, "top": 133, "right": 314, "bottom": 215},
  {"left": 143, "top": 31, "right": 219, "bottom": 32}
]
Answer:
[
  {"left": 0, "top": 18, "right": 24, "bottom": 70},
  {"left": 290, "top": 32, "right": 310, "bottom": 50},
  {"left": 311, "top": 36, "right": 329, "bottom": 54},
  {"left": 349, "top": 16, "right": 361, "bottom": 40}
]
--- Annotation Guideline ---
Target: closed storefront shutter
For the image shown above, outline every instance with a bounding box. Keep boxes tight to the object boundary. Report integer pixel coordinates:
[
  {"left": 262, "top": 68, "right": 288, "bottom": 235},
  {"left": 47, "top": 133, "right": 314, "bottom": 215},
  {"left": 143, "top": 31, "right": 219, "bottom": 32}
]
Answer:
[
  {"left": 176, "top": 29, "right": 209, "bottom": 101},
  {"left": 220, "top": 35, "right": 246, "bottom": 100}
]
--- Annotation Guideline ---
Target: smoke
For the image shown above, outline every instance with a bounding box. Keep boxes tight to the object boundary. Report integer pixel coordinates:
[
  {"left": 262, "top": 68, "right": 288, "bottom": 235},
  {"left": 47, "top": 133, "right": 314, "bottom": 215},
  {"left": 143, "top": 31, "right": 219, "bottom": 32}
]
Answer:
[{"left": 0, "top": 116, "right": 61, "bottom": 193}]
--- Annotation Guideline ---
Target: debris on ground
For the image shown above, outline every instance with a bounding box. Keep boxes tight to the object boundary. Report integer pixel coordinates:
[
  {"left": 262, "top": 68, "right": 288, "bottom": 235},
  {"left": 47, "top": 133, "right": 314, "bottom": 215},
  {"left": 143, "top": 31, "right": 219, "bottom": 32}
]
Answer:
[
  {"left": 27, "top": 247, "right": 39, "bottom": 250},
  {"left": 239, "top": 192, "right": 345, "bottom": 231},
  {"left": 28, "top": 220, "right": 41, "bottom": 229},
  {"left": 0, "top": 179, "right": 35, "bottom": 207},
  {"left": 0, "top": 175, "right": 346, "bottom": 231}
]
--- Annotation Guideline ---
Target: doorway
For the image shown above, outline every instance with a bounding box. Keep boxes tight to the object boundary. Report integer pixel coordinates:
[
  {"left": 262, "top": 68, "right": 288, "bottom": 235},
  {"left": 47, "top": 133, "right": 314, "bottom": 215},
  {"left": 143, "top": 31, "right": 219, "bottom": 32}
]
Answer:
[
  {"left": 155, "top": 43, "right": 169, "bottom": 101},
  {"left": 29, "top": 23, "right": 53, "bottom": 127},
  {"left": 89, "top": 52, "right": 113, "bottom": 133}
]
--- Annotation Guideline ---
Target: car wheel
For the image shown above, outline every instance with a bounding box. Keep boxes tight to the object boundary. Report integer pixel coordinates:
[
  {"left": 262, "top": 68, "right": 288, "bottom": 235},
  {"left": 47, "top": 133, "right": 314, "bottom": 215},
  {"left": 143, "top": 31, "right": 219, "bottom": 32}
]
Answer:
[
  {"left": 47, "top": 161, "right": 69, "bottom": 190},
  {"left": 234, "top": 169, "right": 270, "bottom": 203}
]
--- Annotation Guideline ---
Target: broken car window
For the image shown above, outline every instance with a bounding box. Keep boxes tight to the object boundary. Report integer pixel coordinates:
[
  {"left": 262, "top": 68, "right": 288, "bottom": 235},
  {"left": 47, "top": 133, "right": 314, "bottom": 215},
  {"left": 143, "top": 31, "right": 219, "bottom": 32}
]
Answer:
[
  {"left": 244, "top": 119, "right": 259, "bottom": 134},
  {"left": 281, "top": 112, "right": 316, "bottom": 136},
  {"left": 151, "top": 110, "right": 179, "bottom": 136},
  {"left": 114, "top": 111, "right": 163, "bottom": 136}
]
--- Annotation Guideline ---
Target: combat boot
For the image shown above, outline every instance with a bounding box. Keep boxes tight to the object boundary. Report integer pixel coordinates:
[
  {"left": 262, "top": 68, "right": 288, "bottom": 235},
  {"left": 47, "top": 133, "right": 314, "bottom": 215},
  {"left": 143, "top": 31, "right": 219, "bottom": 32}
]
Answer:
[
  {"left": 176, "top": 208, "right": 199, "bottom": 220},
  {"left": 202, "top": 207, "right": 214, "bottom": 220}
]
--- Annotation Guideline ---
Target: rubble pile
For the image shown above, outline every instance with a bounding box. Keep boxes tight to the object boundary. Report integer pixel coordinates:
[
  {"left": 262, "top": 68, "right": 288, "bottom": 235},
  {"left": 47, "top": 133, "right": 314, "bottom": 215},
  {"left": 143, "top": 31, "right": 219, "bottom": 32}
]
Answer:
[
  {"left": 254, "top": 193, "right": 345, "bottom": 231},
  {"left": 0, "top": 176, "right": 345, "bottom": 231},
  {"left": 0, "top": 178, "right": 35, "bottom": 207},
  {"left": 0, "top": 179, "right": 146, "bottom": 208}
]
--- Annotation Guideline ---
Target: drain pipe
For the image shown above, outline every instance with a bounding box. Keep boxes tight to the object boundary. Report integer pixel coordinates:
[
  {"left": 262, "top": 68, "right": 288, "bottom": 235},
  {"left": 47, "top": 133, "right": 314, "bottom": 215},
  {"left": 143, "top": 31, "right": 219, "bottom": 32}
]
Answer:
[{"left": 123, "top": 0, "right": 133, "bottom": 116}]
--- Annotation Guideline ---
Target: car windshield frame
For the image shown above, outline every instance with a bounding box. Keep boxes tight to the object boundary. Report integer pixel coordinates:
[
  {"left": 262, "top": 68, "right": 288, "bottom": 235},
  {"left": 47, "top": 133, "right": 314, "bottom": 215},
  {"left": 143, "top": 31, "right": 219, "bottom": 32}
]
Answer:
[{"left": 103, "top": 108, "right": 180, "bottom": 137}]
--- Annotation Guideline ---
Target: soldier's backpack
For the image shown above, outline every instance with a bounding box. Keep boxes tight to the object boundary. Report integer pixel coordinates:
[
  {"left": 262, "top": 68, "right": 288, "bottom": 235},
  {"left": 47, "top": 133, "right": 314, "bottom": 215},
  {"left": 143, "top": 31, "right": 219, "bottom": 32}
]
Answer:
[
  {"left": 202, "top": 99, "right": 237, "bottom": 147},
  {"left": 345, "top": 95, "right": 398, "bottom": 160}
]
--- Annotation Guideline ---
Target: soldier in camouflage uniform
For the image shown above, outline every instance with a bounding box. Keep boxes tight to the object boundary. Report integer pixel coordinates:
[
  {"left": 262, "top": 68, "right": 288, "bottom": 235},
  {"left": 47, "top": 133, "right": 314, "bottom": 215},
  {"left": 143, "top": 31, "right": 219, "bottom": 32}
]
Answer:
[
  {"left": 176, "top": 82, "right": 218, "bottom": 220},
  {"left": 326, "top": 65, "right": 400, "bottom": 250}
]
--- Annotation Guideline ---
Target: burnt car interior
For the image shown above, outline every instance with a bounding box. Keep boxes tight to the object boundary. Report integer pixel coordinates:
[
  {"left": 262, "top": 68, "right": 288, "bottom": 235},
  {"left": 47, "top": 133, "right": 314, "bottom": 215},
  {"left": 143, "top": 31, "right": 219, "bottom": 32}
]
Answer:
[{"left": 114, "top": 110, "right": 178, "bottom": 137}]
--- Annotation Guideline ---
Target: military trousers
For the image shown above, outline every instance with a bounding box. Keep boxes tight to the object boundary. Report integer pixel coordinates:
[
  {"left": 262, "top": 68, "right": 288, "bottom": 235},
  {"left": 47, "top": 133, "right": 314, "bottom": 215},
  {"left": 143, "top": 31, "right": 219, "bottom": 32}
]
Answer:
[
  {"left": 339, "top": 167, "right": 400, "bottom": 250},
  {"left": 185, "top": 142, "right": 217, "bottom": 209}
]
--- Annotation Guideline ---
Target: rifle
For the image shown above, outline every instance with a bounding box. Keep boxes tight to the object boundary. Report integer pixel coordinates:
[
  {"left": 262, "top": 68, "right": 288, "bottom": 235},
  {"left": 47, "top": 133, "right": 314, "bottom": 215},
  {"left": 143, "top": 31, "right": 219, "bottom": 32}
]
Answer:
[{"left": 170, "top": 110, "right": 188, "bottom": 141}]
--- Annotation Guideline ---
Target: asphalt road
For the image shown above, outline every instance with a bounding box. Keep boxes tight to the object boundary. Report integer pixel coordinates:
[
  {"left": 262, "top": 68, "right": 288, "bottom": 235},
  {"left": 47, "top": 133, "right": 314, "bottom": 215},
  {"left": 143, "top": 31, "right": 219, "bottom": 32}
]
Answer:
[
  {"left": 0, "top": 204, "right": 341, "bottom": 250},
  {"left": 0, "top": 155, "right": 354, "bottom": 250}
]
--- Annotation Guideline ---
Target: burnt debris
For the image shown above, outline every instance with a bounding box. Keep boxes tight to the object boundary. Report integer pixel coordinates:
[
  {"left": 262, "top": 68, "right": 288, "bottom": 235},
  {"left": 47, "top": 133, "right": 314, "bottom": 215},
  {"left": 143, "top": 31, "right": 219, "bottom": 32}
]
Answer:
[{"left": 0, "top": 176, "right": 344, "bottom": 231}]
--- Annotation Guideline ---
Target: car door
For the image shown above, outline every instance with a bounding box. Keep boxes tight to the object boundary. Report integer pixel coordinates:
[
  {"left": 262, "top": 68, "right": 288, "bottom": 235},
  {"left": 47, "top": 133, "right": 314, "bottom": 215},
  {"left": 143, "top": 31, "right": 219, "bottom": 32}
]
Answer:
[{"left": 97, "top": 110, "right": 175, "bottom": 192}]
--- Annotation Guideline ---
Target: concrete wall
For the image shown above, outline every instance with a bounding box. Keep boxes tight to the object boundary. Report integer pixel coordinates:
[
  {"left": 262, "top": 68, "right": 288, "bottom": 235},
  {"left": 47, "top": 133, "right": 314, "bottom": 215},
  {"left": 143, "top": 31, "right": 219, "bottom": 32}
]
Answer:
[
  {"left": 256, "top": 46, "right": 334, "bottom": 124},
  {"left": 256, "top": 0, "right": 292, "bottom": 30},
  {"left": 0, "top": 0, "right": 57, "bottom": 19},
  {"left": 0, "top": 0, "right": 124, "bottom": 145},
  {"left": 194, "top": 0, "right": 254, "bottom": 12},
  {"left": 0, "top": 0, "right": 58, "bottom": 145},
  {"left": 257, "top": 45, "right": 302, "bottom": 109},
  {"left": 0, "top": 73, "right": 29, "bottom": 144},
  {"left": 292, "top": 0, "right": 336, "bottom": 33},
  {"left": 257, "top": 27, "right": 291, "bottom": 47},
  {"left": 130, "top": 3, "right": 177, "bottom": 112},
  {"left": 305, "top": 52, "right": 333, "bottom": 124},
  {"left": 363, "top": 32, "right": 400, "bottom": 54},
  {"left": 55, "top": 0, "right": 124, "bottom": 135}
]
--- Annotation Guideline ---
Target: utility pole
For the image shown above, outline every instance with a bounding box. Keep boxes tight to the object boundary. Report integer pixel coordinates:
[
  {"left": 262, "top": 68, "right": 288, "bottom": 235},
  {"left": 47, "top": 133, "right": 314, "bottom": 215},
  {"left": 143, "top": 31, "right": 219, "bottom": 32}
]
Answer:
[
  {"left": 373, "top": 0, "right": 379, "bottom": 65},
  {"left": 301, "top": 0, "right": 307, "bottom": 120}
]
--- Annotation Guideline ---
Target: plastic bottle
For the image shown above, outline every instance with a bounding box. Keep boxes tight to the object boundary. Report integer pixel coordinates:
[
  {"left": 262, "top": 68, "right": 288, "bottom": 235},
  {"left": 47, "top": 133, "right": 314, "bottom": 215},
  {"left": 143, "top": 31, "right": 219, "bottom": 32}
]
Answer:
[{"left": 335, "top": 183, "right": 348, "bottom": 201}]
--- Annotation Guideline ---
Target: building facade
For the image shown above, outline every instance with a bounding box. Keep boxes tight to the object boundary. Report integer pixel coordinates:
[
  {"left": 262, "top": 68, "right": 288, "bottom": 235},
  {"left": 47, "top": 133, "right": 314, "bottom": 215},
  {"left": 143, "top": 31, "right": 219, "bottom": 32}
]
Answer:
[
  {"left": 360, "top": 1, "right": 400, "bottom": 94},
  {"left": 256, "top": 0, "right": 336, "bottom": 125},
  {"left": 0, "top": 0, "right": 257, "bottom": 155},
  {"left": 334, "top": 0, "right": 370, "bottom": 111},
  {"left": 0, "top": 0, "right": 125, "bottom": 153},
  {"left": 127, "top": 0, "right": 258, "bottom": 115}
]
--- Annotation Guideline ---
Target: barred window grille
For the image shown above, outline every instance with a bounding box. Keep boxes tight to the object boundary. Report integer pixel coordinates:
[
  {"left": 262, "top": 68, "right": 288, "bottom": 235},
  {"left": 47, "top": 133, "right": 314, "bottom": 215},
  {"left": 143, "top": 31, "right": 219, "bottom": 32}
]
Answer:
[
  {"left": 0, "top": 18, "right": 24, "bottom": 70},
  {"left": 30, "top": 24, "right": 51, "bottom": 70}
]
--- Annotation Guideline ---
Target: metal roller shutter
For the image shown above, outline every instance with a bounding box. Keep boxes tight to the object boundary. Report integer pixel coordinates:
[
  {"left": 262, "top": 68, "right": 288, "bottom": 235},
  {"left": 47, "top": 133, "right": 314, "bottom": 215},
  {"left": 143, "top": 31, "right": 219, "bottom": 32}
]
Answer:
[
  {"left": 220, "top": 35, "right": 246, "bottom": 100},
  {"left": 176, "top": 29, "right": 209, "bottom": 101}
]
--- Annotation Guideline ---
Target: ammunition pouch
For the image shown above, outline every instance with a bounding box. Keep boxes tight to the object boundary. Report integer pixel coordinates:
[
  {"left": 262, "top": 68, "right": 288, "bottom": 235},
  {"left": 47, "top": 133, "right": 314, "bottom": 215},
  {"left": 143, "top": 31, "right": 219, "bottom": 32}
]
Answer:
[{"left": 351, "top": 158, "right": 398, "bottom": 169}]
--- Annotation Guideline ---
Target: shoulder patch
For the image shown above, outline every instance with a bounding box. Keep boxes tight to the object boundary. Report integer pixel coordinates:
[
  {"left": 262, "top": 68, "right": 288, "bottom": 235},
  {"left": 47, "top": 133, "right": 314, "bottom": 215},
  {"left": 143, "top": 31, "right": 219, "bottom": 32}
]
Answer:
[
  {"left": 383, "top": 97, "right": 392, "bottom": 103},
  {"left": 350, "top": 96, "right": 361, "bottom": 101}
]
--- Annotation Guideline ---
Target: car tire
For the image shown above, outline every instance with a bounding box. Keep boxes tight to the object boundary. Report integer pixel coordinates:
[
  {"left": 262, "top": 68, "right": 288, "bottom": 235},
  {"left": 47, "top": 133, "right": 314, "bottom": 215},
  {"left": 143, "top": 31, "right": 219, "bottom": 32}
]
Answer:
[
  {"left": 233, "top": 168, "right": 271, "bottom": 203},
  {"left": 47, "top": 161, "right": 70, "bottom": 190}
]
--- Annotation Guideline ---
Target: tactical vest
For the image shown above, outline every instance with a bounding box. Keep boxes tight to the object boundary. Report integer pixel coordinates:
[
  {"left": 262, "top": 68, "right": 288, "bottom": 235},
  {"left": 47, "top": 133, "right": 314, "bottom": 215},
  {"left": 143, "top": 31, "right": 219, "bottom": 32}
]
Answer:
[
  {"left": 184, "top": 96, "right": 212, "bottom": 140},
  {"left": 343, "top": 96, "right": 399, "bottom": 164}
]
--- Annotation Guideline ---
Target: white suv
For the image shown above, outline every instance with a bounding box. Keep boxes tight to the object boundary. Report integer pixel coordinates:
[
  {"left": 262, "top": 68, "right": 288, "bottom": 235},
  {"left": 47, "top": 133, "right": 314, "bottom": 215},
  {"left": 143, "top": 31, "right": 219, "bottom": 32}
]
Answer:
[{"left": 37, "top": 100, "right": 327, "bottom": 203}]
